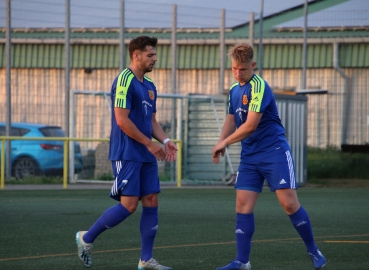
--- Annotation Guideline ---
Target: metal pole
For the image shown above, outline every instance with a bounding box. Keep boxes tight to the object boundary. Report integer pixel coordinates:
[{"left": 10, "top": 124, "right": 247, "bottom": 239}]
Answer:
[
  {"left": 171, "top": 4, "right": 177, "bottom": 97},
  {"left": 301, "top": 0, "right": 308, "bottom": 89},
  {"left": 333, "top": 43, "right": 349, "bottom": 145},
  {"left": 5, "top": 0, "right": 11, "bottom": 182},
  {"left": 65, "top": 0, "right": 72, "bottom": 183},
  {"left": 249, "top": 12, "right": 254, "bottom": 48},
  {"left": 219, "top": 9, "right": 225, "bottom": 95},
  {"left": 258, "top": 0, "right": 264, "bottom": 77},
  {"left": 171, "top": 4, "right": 177, "bottom": 182},
  {"left": 120, "top": 0, "right": 125, "bottom": 71}
]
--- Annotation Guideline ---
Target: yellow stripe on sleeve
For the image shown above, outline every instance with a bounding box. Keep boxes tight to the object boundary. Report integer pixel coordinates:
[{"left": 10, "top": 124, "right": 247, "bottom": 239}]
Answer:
[
  {"left": 114, "top": 69, "right": 134, "bottom": 108},
  {"left": 249, "top": 75, "right": 265, "bottom": 112}
]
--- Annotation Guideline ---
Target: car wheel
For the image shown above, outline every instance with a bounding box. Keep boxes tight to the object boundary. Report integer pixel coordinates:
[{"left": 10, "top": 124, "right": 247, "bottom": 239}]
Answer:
[{"left": 13, "top": 157, "right": 39, "bottom": 180}]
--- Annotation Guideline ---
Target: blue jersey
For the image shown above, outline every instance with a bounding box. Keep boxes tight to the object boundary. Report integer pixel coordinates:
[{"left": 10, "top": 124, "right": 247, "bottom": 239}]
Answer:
[
  {"left": 228, "top": 74, "right": 289, "bottom": 158},
  {"left": 108, "top": 68, "right": 157, "bottom": 162}
]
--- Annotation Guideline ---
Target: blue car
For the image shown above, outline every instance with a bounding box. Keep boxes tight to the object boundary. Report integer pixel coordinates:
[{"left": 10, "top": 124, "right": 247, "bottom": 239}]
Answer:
[{"left": 0, "top": 122, "right": 83, "bottom": 180}]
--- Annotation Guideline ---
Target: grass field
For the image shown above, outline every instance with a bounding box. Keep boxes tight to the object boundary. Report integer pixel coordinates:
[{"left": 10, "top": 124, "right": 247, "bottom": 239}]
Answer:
[{"left": 0, "top": 187, "right": 368, "bottom": 270}]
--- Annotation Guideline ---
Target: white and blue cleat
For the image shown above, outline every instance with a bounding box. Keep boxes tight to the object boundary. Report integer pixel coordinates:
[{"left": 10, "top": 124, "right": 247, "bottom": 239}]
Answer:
[
  {"left": 138, "top": 258, "right": 172, "bottom": 270},
  {"left": 76, "top": 231, "right": 93, "bottom": 268},
  {"left": 216, "top": 260, "right": 251, "bottom": 270},
  {"left": 309, "top": 249, "right": 326, "bottom": 269}
]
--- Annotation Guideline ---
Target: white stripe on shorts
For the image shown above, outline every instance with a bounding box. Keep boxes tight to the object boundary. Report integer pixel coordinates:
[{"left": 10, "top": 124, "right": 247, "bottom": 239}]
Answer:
[
  {"left": 110, "top": 160, "right": 122, "bottom": 197},
  {"left": 285, "top": 150, "right": 296, "bottom": 189}
]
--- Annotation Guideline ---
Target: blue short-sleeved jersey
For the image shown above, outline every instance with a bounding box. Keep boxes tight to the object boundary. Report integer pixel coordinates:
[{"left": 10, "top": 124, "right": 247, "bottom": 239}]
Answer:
[
  {"left": 108, "top": 68, "right": 157, "bottom": 162},
  {"left": 228, "top": 74, "right": 290, "bottom": 158}
]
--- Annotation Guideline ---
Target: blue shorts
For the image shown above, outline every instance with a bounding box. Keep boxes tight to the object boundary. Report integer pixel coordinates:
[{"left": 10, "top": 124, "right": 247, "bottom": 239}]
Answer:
[
  {"left": 235, "top": 148, "right": 297, "bottom": 193},
  {"left": 109, "top": 160, "right": 160, "bottom": 201}
]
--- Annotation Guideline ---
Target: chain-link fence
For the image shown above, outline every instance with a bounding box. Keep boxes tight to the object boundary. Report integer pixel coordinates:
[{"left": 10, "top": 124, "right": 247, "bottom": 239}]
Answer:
[{"left": 1, "top": 0, "right": 369, "bottom": 184}]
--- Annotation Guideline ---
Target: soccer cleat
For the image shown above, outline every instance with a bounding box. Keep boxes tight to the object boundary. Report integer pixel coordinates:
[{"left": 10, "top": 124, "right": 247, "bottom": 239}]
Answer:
[
  {"left": 216, "top": 260, "right": 251, "bottom": 270},
  {"left": 308, "top": 249, "right": 326, "bottom": 269},
  {"left": 76, "top": 231, "right": 93, "bottom": 268},
  {"left": 138, "top": 258, "right": 172, "bottom": 270}
]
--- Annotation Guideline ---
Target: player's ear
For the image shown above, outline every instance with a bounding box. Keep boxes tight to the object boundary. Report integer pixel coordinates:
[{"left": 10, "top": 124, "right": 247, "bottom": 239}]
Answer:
[{"left": 251, "top": 61, "right": 256, "bottom": 69}]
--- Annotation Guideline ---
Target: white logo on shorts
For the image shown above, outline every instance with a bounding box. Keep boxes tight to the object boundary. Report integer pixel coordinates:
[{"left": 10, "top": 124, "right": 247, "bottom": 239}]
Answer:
[
  {"left": 121, "top": 180, "right": 128, "bottom": 190},
  {"left": 279, "top": 179, "right": 287, "bottom": 184}
]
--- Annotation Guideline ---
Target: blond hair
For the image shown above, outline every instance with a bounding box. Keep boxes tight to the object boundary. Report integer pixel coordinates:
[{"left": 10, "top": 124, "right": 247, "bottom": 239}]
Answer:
[{"left": 228, "top": 43, "right": 254, "bottom": 63}]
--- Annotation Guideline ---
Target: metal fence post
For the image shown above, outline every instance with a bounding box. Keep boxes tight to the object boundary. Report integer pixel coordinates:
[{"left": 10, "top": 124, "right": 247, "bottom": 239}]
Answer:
[
  {"left": 171, "top": 4, "right": 177, "bottom": 181},
  {"left": 219, "top": 9, "right": 225, "bottom": 95},
  {"left": 258, "top": 0, "right": 264, "bottom": 77},
  {"left": 120, "top": 0, "right": 125, "bottom": 71},
  {"left": 5, "top": 0, "right": 11, "bottom": 182}
]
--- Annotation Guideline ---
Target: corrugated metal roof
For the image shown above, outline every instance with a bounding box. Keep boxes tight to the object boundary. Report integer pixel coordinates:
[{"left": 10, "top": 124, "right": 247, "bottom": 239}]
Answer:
[
  {"left": 276, "top": 0, "right": 368, "bottom": 28},
  {"left": 1, "top": 0, "right": 368, "bottom": 69},
  {"left": 2, "top": 43, "right": 369, "bottom": 69}
]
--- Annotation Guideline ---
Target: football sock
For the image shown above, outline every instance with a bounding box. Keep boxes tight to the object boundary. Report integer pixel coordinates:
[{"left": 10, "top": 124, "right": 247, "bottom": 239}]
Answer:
[
  {"left": 83, "top": 203, "right": 131, "bottom": 244},
  {"left": 140, "top": 206, "right": 158, "bottom": 261},
  {"left": 288, "top": 206, "right": 318, "bottom": 253},
  {"left": 235, "top": 213, "right": 255, "bottom": 264}
]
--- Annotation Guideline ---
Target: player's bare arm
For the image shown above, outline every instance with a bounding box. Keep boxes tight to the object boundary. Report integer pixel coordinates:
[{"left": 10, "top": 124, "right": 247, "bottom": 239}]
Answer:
[
  {"left": 219, "top": 114, "right": 237, "bottom": 142},
  {"left": 212, "top": 115, "right": 236, "bottom": 164},
  {"left": 151, "top": 113, "right": 178, "bottom": 162},
  {"left": 114, "top": 107, "right": 166, "bottom": 161},
  {"left": 212, "top": 111, "right": 262, "bottom": 163},
  {"left": 224, "top": 111, "right": 262, "bottom": 145}
]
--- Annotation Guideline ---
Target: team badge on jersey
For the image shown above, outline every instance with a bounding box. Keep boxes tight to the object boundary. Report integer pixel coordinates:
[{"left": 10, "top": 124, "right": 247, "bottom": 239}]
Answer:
[
  {"left": 148, "top": 90, "right": 155, "bottom": 100},
  {"left": 242, "top": 95, "right": 248, "bottom": 105}
]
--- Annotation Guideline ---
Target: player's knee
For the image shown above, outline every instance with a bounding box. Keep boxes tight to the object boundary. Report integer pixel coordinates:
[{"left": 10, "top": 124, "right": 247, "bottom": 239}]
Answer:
[
  {"left": 119, "top": 197, "right": 139, "bottom": 213},
  {"left": 235, "top": 201, "right": 254, "bottom": 214},
  {"left": 121, "top": 203, "right": 138, "bottom": 213},
  {"left": 281, "top": 201, "right": 300, "bottom": 214},
  {"left": 141, "top": 193, "right": 158, "bottom": 207}
]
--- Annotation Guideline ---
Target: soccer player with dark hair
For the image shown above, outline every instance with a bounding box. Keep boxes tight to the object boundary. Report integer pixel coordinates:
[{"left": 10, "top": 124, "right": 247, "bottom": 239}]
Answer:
[
  {"left": 76, "top": 36, "right": 177, "bottom": 270},
  {"left": 212, "top": 43, "right": 326, "bottom": 270}
]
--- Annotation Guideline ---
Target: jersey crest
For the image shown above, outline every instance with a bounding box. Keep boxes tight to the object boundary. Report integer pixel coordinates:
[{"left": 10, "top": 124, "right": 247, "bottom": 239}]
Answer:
[
  {"left": 242, "top": 94, "right": 248, "bottom": 105},
  {"left": 148, "top": 90, "right": 155, "bottom": 100}
]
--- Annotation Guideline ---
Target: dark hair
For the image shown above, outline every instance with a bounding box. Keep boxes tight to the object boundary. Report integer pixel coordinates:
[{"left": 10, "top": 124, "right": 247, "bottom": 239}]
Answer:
[{"left": 129, "top": 36, "right": 158, "bottom": 59}]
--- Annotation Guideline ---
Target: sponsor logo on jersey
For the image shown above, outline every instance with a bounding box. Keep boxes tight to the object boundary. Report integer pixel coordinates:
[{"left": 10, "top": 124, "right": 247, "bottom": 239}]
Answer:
[
  {"left": 148, "top": 90, "right": 155, "bottom": 100},
  {"left": 242, "top": 94, "right": 248, "bottom": 105}
]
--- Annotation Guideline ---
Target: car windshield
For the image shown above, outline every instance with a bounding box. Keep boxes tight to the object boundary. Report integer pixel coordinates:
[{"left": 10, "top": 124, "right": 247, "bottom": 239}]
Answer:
[{"left": 39, "top": 127, "right": 66, "bottom": 137}]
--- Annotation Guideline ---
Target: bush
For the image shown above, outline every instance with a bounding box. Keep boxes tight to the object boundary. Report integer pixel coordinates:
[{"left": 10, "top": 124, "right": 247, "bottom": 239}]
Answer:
[{"left": 307, "top": 146, "right": 369, "bottom": 180}]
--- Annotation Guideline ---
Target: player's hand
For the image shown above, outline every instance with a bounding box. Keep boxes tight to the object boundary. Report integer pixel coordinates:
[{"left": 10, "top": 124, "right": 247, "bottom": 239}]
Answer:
[
  {"left": 212, "top": 142, "right": 226, "bottom": 164},
  {"left": 147, "top": 141, "right": 166, "bottom": 161},
  {"left": 164, "top": 141, "right": 178, "bottom": 163}
]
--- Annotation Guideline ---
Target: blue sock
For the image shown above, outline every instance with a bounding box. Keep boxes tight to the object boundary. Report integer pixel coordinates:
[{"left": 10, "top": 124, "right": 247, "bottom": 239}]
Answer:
[
  {"left": 83, "top": 203, "right": 131, "bottom": 244},
  {"left": 140, "top": 206, "right": 158, "bottom": 261},
  {"left": 288, "top": 206, "right": 318, "bottom": 253},
  {"left": 235, "top": 213, "right": 255, "bottom": 264}
]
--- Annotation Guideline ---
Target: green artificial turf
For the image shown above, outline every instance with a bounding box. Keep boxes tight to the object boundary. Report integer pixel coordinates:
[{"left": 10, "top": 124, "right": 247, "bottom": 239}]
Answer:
[{"left": 0, "top": 187, "right": 368, "bottom": 269}]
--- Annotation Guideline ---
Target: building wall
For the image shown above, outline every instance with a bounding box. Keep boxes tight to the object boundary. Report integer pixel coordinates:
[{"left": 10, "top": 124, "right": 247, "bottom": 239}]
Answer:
[{"left": 1, "top": 67, "right": 368, "bottom": 150}]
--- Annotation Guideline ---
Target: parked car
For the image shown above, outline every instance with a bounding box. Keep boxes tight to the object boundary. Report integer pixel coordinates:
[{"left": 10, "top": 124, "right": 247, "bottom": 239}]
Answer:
[{"left": 0, "top": 122, "right": 83, "bottom": 180}]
